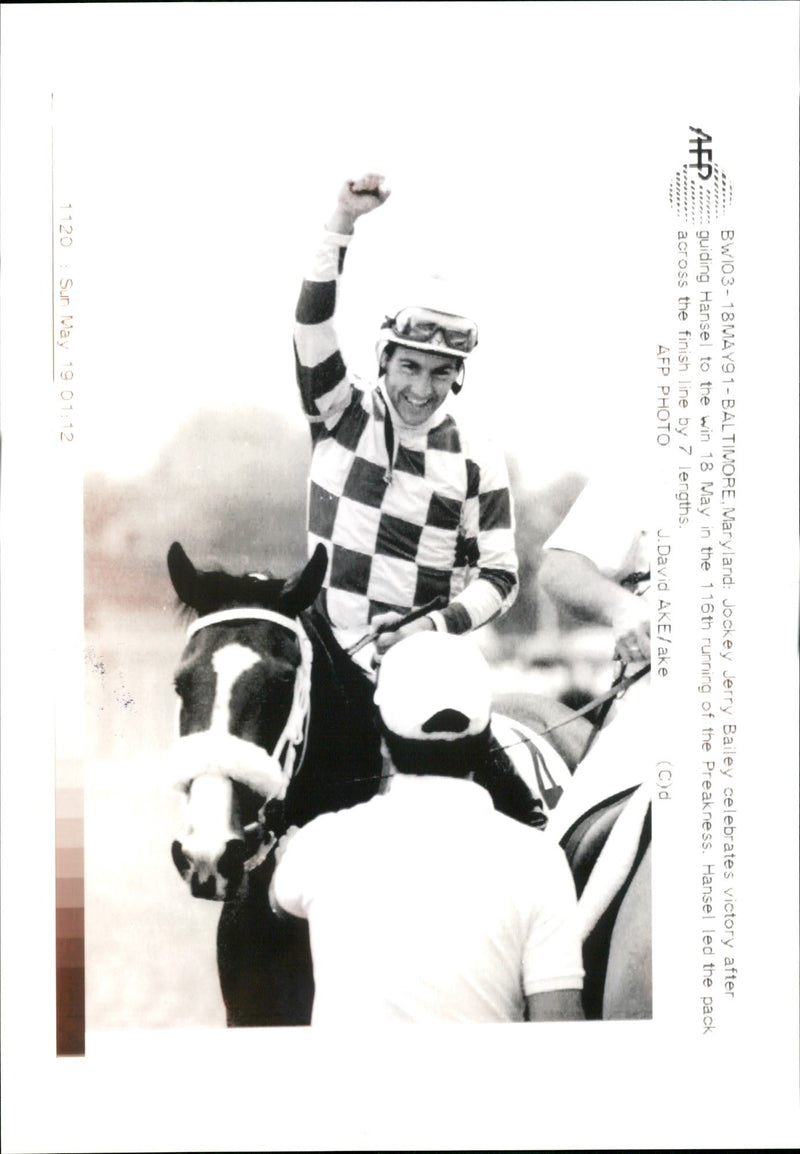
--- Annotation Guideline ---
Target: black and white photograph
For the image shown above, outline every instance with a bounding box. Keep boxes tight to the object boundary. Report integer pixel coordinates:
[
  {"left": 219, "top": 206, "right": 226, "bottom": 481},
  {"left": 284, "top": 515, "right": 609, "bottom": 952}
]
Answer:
[{"left": 2, "top": 3, "right": 798, "bottom": 1151}]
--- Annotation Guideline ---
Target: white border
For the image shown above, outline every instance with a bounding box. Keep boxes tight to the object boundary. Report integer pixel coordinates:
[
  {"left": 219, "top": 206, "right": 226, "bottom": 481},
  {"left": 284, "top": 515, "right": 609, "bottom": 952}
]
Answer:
[{"left": 2, "top": 4, "right": 798, "bottom": 1150}]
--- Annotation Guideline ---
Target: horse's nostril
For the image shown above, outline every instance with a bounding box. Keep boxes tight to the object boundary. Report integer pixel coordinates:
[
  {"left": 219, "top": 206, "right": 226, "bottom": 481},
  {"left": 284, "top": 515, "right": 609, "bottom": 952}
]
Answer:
[
  {"left": 171, "top": 840, "right": 191, "bottom": 879},
  {"left": 217, "top": 839, "right": 246, "bottom": 891},
  {"left": 190, "top": 873, "right": 219, "bottom": 901}
]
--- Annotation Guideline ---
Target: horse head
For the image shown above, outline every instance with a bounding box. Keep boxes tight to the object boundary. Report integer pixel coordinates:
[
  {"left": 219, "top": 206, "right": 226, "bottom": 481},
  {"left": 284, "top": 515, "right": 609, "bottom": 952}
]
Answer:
[{"left": 167, "top": 541, "right": 327, "bottom": 900}]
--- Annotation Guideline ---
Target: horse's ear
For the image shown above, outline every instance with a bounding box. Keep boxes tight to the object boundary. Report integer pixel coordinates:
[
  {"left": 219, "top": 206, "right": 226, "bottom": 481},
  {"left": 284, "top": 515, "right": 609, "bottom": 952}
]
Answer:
[
  {"left": 278, "top": 544, "right": 327, "bottom": 617},
  {"left": 168, "top": 542, "right": 202, "bottom": 610}
]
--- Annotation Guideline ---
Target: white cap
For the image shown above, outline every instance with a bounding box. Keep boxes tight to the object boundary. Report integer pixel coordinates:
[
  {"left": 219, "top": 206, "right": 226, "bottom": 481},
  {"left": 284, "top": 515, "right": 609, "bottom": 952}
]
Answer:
[
  {"left": 384, "top": 272, "right": 478, "bottom": 323},
  {"left": 374, "top": 632, "right": 492, "bottom": 742}
]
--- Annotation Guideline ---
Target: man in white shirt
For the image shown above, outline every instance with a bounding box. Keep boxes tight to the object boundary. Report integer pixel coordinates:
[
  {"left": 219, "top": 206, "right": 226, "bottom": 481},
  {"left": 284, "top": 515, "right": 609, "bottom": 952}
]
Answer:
[
  {"left": 539, "top": 473, "right": 650, "bottom": 666},
  {"left": 270, "top": 632, "right": 584, "bottom": 1025},
  {"left": 538, "top": 473, "right": 651, "bottom": 839}
]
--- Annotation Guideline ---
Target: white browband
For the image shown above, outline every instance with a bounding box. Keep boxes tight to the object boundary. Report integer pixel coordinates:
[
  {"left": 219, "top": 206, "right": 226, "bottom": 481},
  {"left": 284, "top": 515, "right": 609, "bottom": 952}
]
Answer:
[{"left": 186, "top": 608, "right": 305, "bottom": 639}]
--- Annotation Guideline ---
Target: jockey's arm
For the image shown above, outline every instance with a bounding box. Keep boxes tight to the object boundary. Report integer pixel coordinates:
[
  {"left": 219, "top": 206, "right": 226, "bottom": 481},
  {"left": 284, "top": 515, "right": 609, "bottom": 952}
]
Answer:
[
  {"left": 525, "top": 988, "right": 585, "bottom": 1022},
  {"left": 326, "top": 173, "right": 390, "bottom": 234},
  {"left": 293, "top": 175, "right": 390, "bottom": 433},
  {"left": 539, "top": 547, "right": 650, "bottom": 664},
  {"left": 433, "top": 439, "right": 519, "bottom": 634}
]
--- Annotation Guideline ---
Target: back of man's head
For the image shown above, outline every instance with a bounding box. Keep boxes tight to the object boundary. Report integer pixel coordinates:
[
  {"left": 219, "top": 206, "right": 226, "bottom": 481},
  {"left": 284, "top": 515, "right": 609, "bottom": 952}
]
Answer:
[{"left": 374, "top": 632, "right": 492, "bottom": 778}]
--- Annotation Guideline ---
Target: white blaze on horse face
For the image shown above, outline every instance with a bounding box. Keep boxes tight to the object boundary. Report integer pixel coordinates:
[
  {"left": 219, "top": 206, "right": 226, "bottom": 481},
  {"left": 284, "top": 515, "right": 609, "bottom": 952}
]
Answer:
[
  {"left": 182, "top": 773, "right": 238, "bottom": 881},
  {"left": 178, "top": 644, "right": 262, "bottom": 877},
  {"left": 210, "top": 644, "right": 262, "bottom": 734}
]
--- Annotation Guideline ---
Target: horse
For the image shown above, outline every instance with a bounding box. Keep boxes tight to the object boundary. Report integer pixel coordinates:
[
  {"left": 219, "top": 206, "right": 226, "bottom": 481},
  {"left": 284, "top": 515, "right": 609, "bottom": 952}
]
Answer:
[
  {"left": 166, "top": 541, "right": 651, "bottom": 1025},
  {"left": 167, "top": 540, "right": 387, "bottom": 1025}
]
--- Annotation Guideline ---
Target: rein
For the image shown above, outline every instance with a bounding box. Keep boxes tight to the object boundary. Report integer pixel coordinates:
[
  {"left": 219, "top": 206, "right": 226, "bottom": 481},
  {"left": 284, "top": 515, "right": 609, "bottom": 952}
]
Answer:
[
  {"left": 574, "top": 573, "right": 650, "bottom": 759},
  {"left": 346, "top": 596, "right": 447, "bottom": 657},
  {"left": 482, "top": 663, "right": 651, "bottom": 767},
  {"left": 304, "top": 665, "right": 652, "bottom": 790},
  {"left": 537, "top": 663, "right": 651, "bottom": 738}
]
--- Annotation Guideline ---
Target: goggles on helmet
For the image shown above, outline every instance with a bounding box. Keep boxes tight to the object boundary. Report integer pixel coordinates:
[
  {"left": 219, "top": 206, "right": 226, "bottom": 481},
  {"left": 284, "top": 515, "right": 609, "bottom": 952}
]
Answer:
[{"left": 382, "top": 307, "right": 479, "bottom": 356}]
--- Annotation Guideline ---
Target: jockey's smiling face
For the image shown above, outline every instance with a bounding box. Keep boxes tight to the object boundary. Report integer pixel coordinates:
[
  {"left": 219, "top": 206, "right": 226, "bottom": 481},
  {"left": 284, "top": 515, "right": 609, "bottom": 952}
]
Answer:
[{"left": 383, "top": 347, "right": 461, "bottom": 426}]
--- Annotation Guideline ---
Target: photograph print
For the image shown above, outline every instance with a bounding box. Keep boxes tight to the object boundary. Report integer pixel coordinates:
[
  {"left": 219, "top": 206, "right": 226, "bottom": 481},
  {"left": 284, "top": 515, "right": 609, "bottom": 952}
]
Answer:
[{"left": 2, "top": 4, "right": 798, "bottom": 1152}]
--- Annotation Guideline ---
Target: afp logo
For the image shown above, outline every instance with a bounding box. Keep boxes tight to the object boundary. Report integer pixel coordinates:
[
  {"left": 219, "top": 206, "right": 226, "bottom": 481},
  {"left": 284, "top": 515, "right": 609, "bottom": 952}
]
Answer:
[{"left": 669, "top": 127, "right": 733, "bottom": 224}]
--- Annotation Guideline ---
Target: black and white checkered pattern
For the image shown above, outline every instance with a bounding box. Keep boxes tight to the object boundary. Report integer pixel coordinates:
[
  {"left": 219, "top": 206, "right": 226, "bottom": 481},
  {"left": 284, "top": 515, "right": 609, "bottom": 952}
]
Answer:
[{"left": 294, "top": 231, "right": 518, "bottom": 634}]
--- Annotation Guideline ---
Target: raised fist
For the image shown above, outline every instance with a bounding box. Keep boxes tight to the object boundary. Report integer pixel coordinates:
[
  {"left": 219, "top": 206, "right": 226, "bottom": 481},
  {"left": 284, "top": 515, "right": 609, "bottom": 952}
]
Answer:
[{"left": 328, "top": 173, "right": 391, "bottom": 233}]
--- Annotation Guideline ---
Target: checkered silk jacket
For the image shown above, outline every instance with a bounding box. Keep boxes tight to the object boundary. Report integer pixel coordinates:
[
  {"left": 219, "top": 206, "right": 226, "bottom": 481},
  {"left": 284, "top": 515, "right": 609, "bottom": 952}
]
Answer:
[{"left": 293, "top": 230, "right": 519, "bottom": 636}]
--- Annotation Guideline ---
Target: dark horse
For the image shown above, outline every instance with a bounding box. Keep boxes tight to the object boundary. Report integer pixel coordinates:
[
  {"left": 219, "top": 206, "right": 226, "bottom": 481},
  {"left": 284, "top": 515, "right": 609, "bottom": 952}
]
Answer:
[
  {"left": 168, "top": 540, "right": 393, "bottom": 1025},
  {"left": 167, "top": 541, "right": 651, "bottom": 1025}
]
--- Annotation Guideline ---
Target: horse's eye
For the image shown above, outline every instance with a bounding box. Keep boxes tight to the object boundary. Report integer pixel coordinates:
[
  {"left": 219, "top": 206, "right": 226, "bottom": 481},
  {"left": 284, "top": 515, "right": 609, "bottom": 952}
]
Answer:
[{"left": 174, "top": 671, "right": 190, "bottom": 697}]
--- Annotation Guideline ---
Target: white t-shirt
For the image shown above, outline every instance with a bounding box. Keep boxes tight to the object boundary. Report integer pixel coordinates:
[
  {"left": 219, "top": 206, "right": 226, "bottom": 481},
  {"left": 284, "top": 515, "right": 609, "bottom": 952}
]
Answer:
[{"left": 272, "top": 773, "right": 583, "bottom": 1025}]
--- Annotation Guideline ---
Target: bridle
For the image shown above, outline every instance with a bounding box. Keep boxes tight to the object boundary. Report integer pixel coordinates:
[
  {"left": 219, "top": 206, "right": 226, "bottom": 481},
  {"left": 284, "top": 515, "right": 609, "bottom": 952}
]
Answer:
[
  {"left": 186, "top": 608, "right": 314, "bottom": 781},
  {"left": 179, "top": 607, "right": 315, "bottom": 867}
]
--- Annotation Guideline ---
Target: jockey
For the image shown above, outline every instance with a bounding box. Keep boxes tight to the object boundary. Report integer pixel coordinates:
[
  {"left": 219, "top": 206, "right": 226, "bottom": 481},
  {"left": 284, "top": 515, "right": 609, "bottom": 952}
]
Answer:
[
  {"left": 293, "top": 172, "right": 518, "bottom": 666},
  {"left": 270, "top": 632, "right": 585, "bottom": 1025},
  {"left": 293, "top": 172, "right": 544, "bottom": 828}
]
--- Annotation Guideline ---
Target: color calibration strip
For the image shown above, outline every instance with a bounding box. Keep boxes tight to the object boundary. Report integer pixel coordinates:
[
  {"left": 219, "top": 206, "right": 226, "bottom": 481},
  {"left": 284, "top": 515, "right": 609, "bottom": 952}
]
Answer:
[{"left": 56, "top": 768, "right": 85, "bottom": 1055}]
